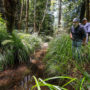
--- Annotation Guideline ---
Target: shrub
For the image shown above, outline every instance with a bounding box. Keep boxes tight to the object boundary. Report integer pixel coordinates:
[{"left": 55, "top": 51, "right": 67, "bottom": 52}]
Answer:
[
  {"left": 0, "top": 15, "right": 8, "bottom": 47},
  {"left": 0, "top": 31, "right": 42, "bottom": 70}
]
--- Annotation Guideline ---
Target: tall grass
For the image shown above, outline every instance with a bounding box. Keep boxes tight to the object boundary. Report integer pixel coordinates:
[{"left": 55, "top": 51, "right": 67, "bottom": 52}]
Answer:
[
  {"left": 31, "top": 75, "right": 89, "bottom": 90},
  {"left": 44, "top": 34, "right": 90, "bottom": 75},
  {"left": 44, "top": 34, "right": 72, "bottom": 75},
  {"left": 32, "top": 76, "right": 77, "bottom": 90},
  {"left": 44, "top": 34, "right": 90, "bottom": 89}
]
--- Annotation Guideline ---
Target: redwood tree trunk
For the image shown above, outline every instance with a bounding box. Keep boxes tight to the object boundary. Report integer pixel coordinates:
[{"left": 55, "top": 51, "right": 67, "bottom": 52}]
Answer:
[{"left": 3, "top": 0, "right": 17, "bottom": 33}]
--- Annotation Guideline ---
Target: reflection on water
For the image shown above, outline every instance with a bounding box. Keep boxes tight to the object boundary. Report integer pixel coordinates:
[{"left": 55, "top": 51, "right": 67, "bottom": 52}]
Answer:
[{"left": 20, "top": 75, "right": 34, "bottom": 90}]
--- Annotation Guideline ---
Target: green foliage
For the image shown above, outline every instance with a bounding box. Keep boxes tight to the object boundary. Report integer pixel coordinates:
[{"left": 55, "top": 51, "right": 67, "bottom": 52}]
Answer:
[
  {"left": 32, "top": 75, "right": 89, "bottom": 90},
  {"left": 44, "top": 34, "right": 90, "bottom": 75},
  {"left": 40, "top": 14, "right": 54, "bottom": 35},
  {"left": 0, "top": 30, "right": 42, "bottom": 69},
  {"left": 44, "top": 34, "right": 72, "bottom": 75},
  {"left": 32, "top": 76, "right": 77, "bottom": 90},
  {"left": 0, "top": 15, "right": 8, "bottom": 47},
  {"left": 44, "top": 34, "right": 90, "bottom": 89},
  {"left": 62, "top": 0, "right": 83, "bottom": 28},
  {"left": 27, "top": 0, "right": 54, "bottom": 35},
  {"left": 18, "top": 32, "right": 42, "bottom": 53}
]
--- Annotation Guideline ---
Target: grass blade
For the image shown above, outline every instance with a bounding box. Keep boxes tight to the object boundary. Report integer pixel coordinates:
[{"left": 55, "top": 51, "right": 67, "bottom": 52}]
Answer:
[
  {"left": 80, "top": 77, "right": 85, "bottom": 90},
  {"left": 32, "top": 76, "right": 41, "bottom": 90}
]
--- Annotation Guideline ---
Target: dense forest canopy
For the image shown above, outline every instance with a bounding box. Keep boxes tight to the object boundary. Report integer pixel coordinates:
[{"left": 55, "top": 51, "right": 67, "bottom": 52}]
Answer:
[{"left": 0, "top": 0, "right": 89, "bottom": 35}]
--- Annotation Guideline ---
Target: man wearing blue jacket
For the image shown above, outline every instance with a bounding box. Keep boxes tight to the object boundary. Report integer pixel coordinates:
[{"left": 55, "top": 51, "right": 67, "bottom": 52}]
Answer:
[{"left": 70, "top": 18, "right": 86, "bottom": 60}]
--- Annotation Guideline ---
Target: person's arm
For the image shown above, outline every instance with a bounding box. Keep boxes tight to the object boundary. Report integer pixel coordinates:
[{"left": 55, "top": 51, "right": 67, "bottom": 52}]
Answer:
[
  {"left": 70, "top": 27, "right": 73, "bottom": 40},
  {"left": 70, "top": 32, "right": 73, "bottom": 40}
]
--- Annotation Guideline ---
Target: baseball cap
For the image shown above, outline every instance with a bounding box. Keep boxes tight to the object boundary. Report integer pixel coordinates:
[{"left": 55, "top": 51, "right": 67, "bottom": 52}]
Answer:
[
  {"left": 82, "top": 18, "right": 87, "bottom": 21},
  {"left": 73, "top": 18, "right": 79, "bottom": 22}
]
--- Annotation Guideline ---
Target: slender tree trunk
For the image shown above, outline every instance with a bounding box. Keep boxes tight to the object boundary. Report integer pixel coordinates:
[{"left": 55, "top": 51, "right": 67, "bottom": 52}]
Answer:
[
  {"left": 3, "top": 0, "right": 17, "bottom": 34},
  {"left": 38, "top": 0, "right": 49, "bottom": 34},
  {"left": 34, "top": 0, "right": 36, "bottom": 32},
  {"left": 58, "top": 0, "right": 62, "bottom": 29},
  {"left": 26, "top": 0, "right": 29, "bottom": 33},
  {"left": 19, "top": 0, "right": 24, "bottom": 31},
  {"left": 86, "top": 0, "right": 90, "bottom": 21},
  {"left": 80, "top": 0, "right": 85, "bottom": 22}
]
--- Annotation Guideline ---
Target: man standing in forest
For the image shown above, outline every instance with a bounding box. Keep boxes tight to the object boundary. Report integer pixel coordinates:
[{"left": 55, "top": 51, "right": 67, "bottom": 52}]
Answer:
[
  {"left": 70, "top": 18, "right": 86, "bottom": 60},
  {"left": 82, "top": 18, "right": 90, "bottom": 44}
]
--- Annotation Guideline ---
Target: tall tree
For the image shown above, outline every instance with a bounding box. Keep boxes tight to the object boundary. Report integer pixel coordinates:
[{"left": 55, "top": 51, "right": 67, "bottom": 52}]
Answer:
[
  {"left": 19, "top": 0, "right": 24, "bottom": 31},
  {"left": 26, "top": 0, "right": 29, "bottom": 33},
  {"left": 34, "top": 0, "right": 36, "bottom": 32},
  {"left": 38, "top": 0, "right": 49, "bottom": 34},
  {"left": 86, "top": 0, "right": 90, "bottom": 21},
  {"left": 3, "top": 0, "right": 17, "bottom": 33},
  {"left": 80, "top": 0, "right": 85, "bottom": 22},
  {"left": 58, "top": 0, "right": 62, "bottom": 28}
]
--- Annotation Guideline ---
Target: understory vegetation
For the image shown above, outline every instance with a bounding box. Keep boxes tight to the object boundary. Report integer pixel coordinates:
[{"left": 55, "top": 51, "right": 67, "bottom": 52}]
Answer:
[
  {"left": 44, "top": 34, "right": 90, "bottom": 89},
  {"left": 0, "top": 18, "right": 42, "bottom": 70},
  {"left": 32, "top": 75, "right": 89, "bottom": 90}
]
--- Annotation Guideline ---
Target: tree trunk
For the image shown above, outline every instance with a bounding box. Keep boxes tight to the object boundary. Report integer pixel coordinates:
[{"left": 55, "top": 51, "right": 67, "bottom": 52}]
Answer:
[
  {"left": 34, "top": 0, "right": 36, "bottom": 32},
  {"left": 80, "top": 0, "right": 85, "bottom": 22},
  {"left": 38, "top": 0, "right": 49, "bottom": 34},
  {"left": 58, "top": 0, "right": 62, "bottom": 29},
  {"left": 3, "top": 0, "right": 17, "bottom": 34},
  {"left": 19, "top": 0, "right": 24, "bottom": 31},
  {"left": 86, "top": 0, "right": 90, "bottom": 21},
  {"left": 26, "top": 0, "right": 29, "bottom": 33}
]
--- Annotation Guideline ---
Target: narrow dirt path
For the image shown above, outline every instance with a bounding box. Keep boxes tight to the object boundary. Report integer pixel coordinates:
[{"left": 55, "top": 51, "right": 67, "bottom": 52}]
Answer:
[{"left": 30, "top": 43, "right": 48, "bottom": 77}]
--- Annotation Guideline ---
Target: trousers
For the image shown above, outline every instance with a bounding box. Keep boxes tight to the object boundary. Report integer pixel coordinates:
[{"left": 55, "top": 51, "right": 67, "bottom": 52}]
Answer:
[{"left": 72, "top": 40, "right": 82, "bottom": 60}]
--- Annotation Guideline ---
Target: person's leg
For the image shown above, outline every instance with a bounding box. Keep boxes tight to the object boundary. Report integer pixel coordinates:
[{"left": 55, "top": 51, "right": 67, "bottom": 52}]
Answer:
[
  {"left": 75, "top": 41, "right": 82, "bottom": 60},
  {"left": 86, "top": 33, "right": 88, "bottom": 44},
  {"left": 72, "top": 41, "right": 76, "bottom": 59},
  {"left": 72, "top": 45, "right": 75, "bottom": 59},
  {"left": 76, "top": 46, "right": 82, "bottom": 60}
]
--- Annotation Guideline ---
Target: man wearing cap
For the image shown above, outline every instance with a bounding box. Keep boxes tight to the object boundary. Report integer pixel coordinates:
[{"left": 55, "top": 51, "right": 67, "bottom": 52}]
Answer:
[
  {"left": 70, "top": 18, "right": 86, "bottom": 60},
  {"left": 82, "top": 18, "right": 90, "bottom": 43}
]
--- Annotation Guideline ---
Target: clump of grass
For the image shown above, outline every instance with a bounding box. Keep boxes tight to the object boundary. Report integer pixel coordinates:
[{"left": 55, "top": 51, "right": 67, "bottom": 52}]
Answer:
[
  {"left": 44, "top": 34, "right": 72, "bottom": 75},
  {"left": 32, "top": 76, "right": 77, "bottom": 90},
  {"left": 18, "top": 32, "right": 42, "bottom": 53},
  {"left": 32, "top": 75, "right": 89, "bottom": 90},
  {"left": 44, "top": 34, "right": 90, "bottom": 89},
  {"left": 44, "top": 34, "right": 90, "bottom": 75}
]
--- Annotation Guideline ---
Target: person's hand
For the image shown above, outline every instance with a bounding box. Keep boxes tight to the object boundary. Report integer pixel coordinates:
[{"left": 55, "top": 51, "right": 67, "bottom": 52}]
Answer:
[
  {"left": 82, "top": 42, "right": 86, "bottom": 46},
  {"left": 70, "top": 33, "right": 73, "bottom": 40}
]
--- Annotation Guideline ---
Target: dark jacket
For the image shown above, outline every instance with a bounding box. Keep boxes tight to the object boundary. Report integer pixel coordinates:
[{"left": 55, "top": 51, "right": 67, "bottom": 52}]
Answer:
[{"left": 71, "top": 25, "right": 86, "bottom": 41}]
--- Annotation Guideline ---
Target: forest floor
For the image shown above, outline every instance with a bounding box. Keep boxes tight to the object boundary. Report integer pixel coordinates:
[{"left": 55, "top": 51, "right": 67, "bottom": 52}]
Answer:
[
  {"left": 0, "top": 42, "right": 90, "bottom": 90},
  {"left": 0, "top": 43, "right": 49, "bottom": 90}
]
